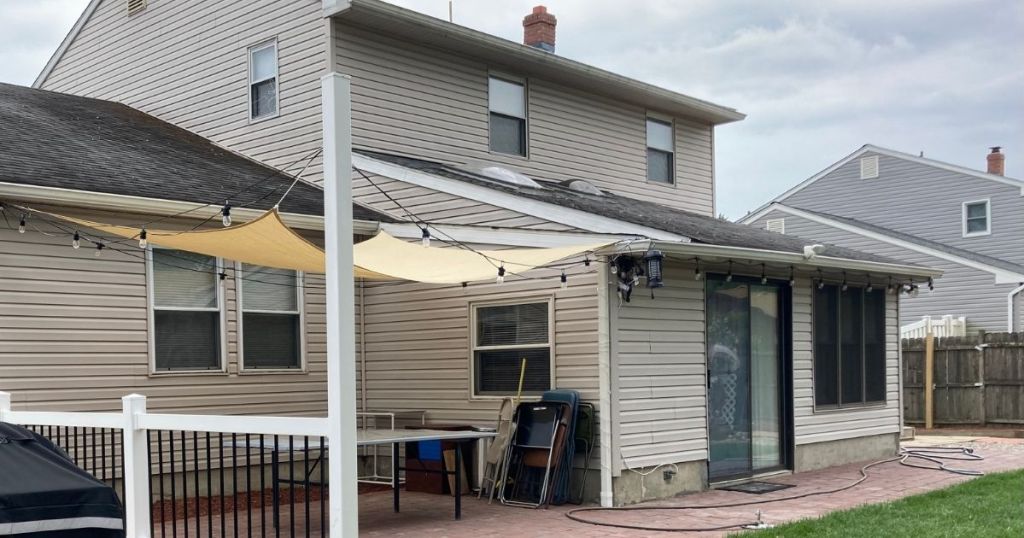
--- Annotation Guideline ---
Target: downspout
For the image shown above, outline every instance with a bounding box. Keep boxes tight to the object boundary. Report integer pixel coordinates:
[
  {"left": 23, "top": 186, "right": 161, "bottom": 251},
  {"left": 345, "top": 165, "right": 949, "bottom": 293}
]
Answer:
[
  {"left": 597, "top": 261, "right": 614, "bottom": 507},
  {"left": 1008, "top": 283, "right": 1024, "bottom": 333},
  {"left": 359, "top": 279, "right": 367, "bottom": 414}
]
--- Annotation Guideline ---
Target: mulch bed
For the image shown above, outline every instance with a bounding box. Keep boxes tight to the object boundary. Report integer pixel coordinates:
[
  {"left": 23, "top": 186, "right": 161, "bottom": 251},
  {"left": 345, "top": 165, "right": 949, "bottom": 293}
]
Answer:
[{"left": 151, "top": 482, "right": 393, "bottom": 524}]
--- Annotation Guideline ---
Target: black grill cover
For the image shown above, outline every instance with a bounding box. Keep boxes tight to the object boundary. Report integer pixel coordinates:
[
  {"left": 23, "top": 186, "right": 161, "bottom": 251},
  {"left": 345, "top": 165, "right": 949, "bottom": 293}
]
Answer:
[{"left": 0, "top": 423, "right": 124, "bottom": 537}]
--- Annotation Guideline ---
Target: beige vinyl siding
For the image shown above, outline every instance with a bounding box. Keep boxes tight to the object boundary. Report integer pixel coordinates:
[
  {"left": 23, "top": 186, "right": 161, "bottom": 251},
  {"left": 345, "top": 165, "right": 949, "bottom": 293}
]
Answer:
[
  {"left": 0, "top": 205, "right": 331, "bottom": 416},
  {"left": 612, "top": 261, "right": 707, "bottom": 470},
  {"left": 352, "top": 171, "right": 581, "bottom": 231},
  {"left": 359, "top": 266, "right": 599, "bottom": 424},
  {"left": 792, "top": 276, "right": 901, "bottom": 445},
  {"left": 40, "top": 0, "right": 327, "bottom": 184},
  {"left": 335, "top": 21, "right": 716, "bottom": 215}
]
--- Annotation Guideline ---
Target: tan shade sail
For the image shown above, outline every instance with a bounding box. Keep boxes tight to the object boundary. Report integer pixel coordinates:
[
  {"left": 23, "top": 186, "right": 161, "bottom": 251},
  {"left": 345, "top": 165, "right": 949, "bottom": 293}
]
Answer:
[{"left": 48, "top": 209, "right": 611, "bottom": 283}]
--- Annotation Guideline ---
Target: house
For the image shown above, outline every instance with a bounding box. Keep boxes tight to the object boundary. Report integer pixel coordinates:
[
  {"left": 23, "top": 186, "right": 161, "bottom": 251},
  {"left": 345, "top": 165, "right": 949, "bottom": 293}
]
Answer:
[
  {"left": 740, "top": 145, "right": 1024, "bottom": 334},
  {"left": 8, "top": 0, "right": 941, "bottom": 507}
]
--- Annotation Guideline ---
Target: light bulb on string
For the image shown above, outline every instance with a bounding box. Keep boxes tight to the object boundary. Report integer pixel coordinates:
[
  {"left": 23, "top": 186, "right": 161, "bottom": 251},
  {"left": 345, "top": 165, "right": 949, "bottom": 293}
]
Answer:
[
  {"left": 18, "top": 215, "right": 26, "bottom": 234},
  {"left": 788, "top": 266, "right": 796, "bottom": 287},
  {"left": 725, "top": 260, "right": 733, "bottom": 282},
  {"left": 866, "top": 274, "right": 874, "bottom": 293},
  {"left": 841, "top": 272, "right": 848, "bottom": 292},
  {"left": 760, "top": 263, "right": 767, "bottom": 285},
  {"left": 560, "top": 270, "right": 568, "bottom": 289},
  {"left": 496, "top": 266, "right": 506, "bottom": 284},
  {"left": 94, "top": 242, "right": 104, "bottom": 257},
  {"left": 138, "top": 228, "right": 148, "bottom": 249},
  {"left": 221, "top": 201, "right": 232, "bottom": 227},
  {"left": 817, "top": 269, "right": 825, "bottom": 290},
  {"left": 584, "top": 256, "right": 591, "bottom": 267},
  {"left": 927, "top": 277, "right": 934, "bottom": 291},
  {"left": 420, "top": 227, "right": 430, "bottom": 247},
  {"left": 72, "top": 231, "right": 81, "bottom": 249},
  {"left": 887, "top": 277, "right": 896, "bottom": 295},
  {"left": 694, "top": 258, "right": 703, "bottom": 281}
]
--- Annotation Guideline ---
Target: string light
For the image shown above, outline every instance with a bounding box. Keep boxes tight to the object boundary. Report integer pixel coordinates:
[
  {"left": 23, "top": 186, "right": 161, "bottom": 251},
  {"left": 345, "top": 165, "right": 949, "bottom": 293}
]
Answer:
[
  {"left": 18, "top": 214, "right": 26, "bottom": 234},
  {"left": 584, "top": 256, "right": 591, "bottom": 267},
  {"left": 219, "top": 272, "right": 227, "bottom": 281},
  {"left": 817, "top": 269, "right": 825, "bottom": 290},
  {"left": 72, "top": 231, "right": 81, "bottom": 249},
  {"left": 94, "top": 242, "right": 104, "bottom": 257},
  {"left": 866, "top": 274, "right": 873, "bottom": 293},
  {"left": 221, "top": 201, "right": 232, "bottom": 227},
  {"left": 841, "top": 271, "right": 848, "bottom": 292},
  {"left": 788, "top": 266, "right": 795, "bottom": 287},
  {"left": 496, "top": 265, "right": 506, "bottom": 284},
  {"left": 760, "top": 263, "right": 767, "bottom": 285},
  {"left": 927, "top": 277, "right": 934, "bottom": 291},
  {"left": 138, "top": 228, "right": 148, "bottom": 249},
  {"left": 560, "top": 270, "right": 568, "bottom": 289},
  {"left": 694, "top": 258, "right": 703, "bottom": 281},
  {"left": 609, "top": 257, "right": 618, "bottom": 275},
  {"left": 725, "top": 260, "right": 733, "bottom": 282},
  {"left": 420, "top": 227, "right": 430, "bottom": 247}
]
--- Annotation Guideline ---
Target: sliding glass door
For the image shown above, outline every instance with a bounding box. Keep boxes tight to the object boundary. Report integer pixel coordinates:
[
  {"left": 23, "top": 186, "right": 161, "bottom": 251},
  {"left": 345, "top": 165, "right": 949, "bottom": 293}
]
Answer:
[{"left": 707, "top": 278, "right": 785, "bottom": 480}]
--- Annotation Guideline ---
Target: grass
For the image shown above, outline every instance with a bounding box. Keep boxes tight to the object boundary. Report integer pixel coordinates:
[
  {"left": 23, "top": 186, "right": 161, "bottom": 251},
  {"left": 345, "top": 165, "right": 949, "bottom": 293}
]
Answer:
[{"left": 741, "top": 470, "right": 1024, "bottom": 538}]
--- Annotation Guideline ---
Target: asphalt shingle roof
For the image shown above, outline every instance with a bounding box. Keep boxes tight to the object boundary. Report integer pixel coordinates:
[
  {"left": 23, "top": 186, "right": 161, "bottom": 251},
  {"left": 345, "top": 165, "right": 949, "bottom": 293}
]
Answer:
[
  {"left": 357, "top": 150, "right": 910, "bottom": 265},
  {"left": 792, "top": 207, "right": 1024, "bottom": 275},
  {"left": 0, "top": 83, "right": 391, "bottom": 222}
]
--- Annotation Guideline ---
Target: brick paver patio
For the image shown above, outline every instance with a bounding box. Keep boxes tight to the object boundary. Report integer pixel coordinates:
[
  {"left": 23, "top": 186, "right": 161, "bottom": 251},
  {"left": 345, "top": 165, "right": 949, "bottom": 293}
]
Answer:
[{"left": 161, "top": 436, "right": 1024, "bottom": 536}]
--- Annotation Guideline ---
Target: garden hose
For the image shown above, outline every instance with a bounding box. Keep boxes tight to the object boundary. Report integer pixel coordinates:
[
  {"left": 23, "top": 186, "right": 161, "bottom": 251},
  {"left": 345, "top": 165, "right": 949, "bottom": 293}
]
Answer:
[{"left": 564, "top": 445, "right": 983, "bottom": 533}]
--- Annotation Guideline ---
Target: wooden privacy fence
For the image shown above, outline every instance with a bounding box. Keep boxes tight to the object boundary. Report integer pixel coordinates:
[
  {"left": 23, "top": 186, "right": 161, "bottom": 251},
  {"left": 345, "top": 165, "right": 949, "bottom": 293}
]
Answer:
[{"left": 903, "top": 332, "right": 1024, "bottom": 426}]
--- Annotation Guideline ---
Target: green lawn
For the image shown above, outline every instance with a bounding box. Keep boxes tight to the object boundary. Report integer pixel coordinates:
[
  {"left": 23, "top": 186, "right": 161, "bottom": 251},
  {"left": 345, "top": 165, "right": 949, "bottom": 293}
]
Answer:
[{"left": 741, "top": 470, "right": 1024, "bottom": 538}]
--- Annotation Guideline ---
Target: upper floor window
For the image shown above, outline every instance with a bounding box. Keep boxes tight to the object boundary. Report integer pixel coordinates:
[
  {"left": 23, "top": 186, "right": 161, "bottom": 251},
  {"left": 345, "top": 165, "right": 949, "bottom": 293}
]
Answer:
[
  {"left": 813, "top": 284, "right": 886, "bottom": 408},
  {"left": 472, "top": 300, "right": 552, "bottom": 396},
  {"left": 150, "top": 249, "right": 224, "bottom": 372},
  {"left": 962, "top": 199, "right": 990, "bottom": 237},
  {"left": 646, "top": 118, "right": 674, "bottom": 184},
  {"left": 239, "top": 264, "right": 302, "bottom": 370},
  {"left": 249, "top": 40, "right": 278, "bottom": 121},
  {"left": 488, "top": 76, "right": 527, "bottom": 157}
]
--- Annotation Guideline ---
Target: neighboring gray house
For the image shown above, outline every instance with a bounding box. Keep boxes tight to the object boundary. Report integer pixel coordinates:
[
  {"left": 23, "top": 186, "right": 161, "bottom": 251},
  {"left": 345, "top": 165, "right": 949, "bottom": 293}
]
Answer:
[{"left": 741, "top": 145, "right": 1024, "bottom": 334}]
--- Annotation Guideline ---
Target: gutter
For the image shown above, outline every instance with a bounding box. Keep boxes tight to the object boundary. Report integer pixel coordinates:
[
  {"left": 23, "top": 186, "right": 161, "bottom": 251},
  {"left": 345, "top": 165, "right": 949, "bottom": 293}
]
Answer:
[
  {"left": 1009, "top": 284, "right": 1024, "bottom": 332},
  {"left": 596, "top": 259, "right": 614, "bottom": 507},
  {"left": 0, "top": 181, "right": 380, "bottom": 234},
  {"left": 604, "top": 240, "right": 942, "bottom": 280}
]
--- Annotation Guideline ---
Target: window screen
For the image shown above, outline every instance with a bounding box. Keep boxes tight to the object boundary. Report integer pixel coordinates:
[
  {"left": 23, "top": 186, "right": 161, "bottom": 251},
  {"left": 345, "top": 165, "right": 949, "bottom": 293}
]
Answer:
[
  {"left": 813, "top": 284, "right": 887, "bottom": 407},
  {"left": 489, "top": 77, "right": 527, "bottom": 156},
  {"left": 249, "top": 42, "right": 278, "bottom": 119},
  {"left": 473, "top": 302, "right": 551, "bottom": 395},
  {"left": 151, "top": 250, "right": 222, "bottom": 371},
  {"left": 646, "top": 118, "right": 674, "bottom": 183},
  {"left": 241, "top": 264, "right": 301, "bottom": 370}
]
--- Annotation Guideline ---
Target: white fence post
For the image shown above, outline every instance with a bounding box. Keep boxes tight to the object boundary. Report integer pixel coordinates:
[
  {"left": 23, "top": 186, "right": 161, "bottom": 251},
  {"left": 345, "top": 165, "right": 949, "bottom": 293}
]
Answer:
[
  {"left": 0, "top": 391, "right": 10, "bottom": 422},
  {"left": 122, "top": 394, "right": 151, "bottom": 538}
]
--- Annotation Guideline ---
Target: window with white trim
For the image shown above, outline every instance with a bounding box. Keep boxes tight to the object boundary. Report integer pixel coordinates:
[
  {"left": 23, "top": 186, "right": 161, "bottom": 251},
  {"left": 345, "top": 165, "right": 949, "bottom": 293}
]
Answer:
[
  {"left": 963, "top": 200, "right": 990, "bottom": 237},
  {"left": 151, "top": 249, "right": 223, "bottom": 371},
  {"left": 239, "top": 264, "right": 302, "bottom": 370},
  {"left": 646, "top": 117, "right": 674, "bottom": 184},
  {"left": 248, "top": 40, "right": 278, "bottom": 120},
  {"left": 488, "top": 76, "right": 527, "bottom": 156},
  {"left": 472, "top": 300, "right": 552, "bottom": 396}
]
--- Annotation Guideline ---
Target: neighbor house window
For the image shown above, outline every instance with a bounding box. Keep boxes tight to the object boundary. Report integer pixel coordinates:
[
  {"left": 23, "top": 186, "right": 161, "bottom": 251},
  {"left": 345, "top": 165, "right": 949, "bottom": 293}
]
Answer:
[
  {"left": 646, "top": 117, "right": 674, "bottom": 183},
  {"left": 150, "top": 249, "right": 223, "bottom": 371},
  {"left": 249, "top": 40, "right": 278, "bottom": 120},
  {"left": 962, "top": 200, "right": 990, "bottom": 237},
  {"left": 239, "top": 264, "right": 302, "bottom": 370},
  {"left": 488, "top": 76, "right": 527, "bottom": 156},
  {"left": 472, "top": 300, "right": 552, "bottom": 396},
  {"left": 813, "top": 284, "right": 886, "bottom": 407}
]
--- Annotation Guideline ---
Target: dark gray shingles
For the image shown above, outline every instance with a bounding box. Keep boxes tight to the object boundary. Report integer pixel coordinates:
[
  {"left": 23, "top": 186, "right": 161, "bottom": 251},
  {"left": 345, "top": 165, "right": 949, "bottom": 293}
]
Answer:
[{"left": 0, "top": 83, "right": 391, "bottom": 222}]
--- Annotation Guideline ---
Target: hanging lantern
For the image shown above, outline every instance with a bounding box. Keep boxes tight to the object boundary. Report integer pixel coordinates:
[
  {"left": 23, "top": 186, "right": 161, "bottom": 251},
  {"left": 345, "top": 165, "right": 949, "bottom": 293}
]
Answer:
[{"left": 643, "top": 250, "right": 664, "bottom": 289}]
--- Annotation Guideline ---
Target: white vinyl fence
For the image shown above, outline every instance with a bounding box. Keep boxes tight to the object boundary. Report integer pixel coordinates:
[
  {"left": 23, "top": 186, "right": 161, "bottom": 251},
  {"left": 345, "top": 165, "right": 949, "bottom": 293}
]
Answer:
[{"left": 900, "top": 315, "right": 967, "bottom": 340}]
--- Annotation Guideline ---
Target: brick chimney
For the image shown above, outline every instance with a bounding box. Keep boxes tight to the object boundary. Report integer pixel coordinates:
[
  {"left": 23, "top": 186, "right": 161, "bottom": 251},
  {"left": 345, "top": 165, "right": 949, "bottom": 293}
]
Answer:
[
  {"left": 523, "top": 5, "right": 556, "bottom": 53},
  {"left": 987, "top": 146, "right": 1005, "bottom": 176}
]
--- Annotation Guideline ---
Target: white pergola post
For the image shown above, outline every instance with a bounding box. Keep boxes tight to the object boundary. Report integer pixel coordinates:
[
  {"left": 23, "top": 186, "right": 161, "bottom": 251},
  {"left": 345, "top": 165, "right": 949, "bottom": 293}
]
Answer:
[
  {"left": 322, "top": 73, "right": 359, "bottom": 536},
  {"left": 121, "top": 394, "right": 151, "bottom": 538}
]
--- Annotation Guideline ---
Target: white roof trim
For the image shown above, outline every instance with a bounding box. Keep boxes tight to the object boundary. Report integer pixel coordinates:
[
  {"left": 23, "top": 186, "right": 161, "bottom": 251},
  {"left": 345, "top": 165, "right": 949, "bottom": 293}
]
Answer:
[
  {"left": 740, "top": 144, "right": 1024, "bottom": 223},
  {"left": 352, "top": 153, "right": 690, "bottom": 242},
  {"left": 32, "top": 0, "right": 102, "bottom": 88},
  {"left": 768, "top": 203, "right": 1024, "bottom": 284},
  {"left": 382, "top": 222, "right": 629, "bottom": 248},
  {"left": 0, "top": 180, "right": 377, "bottom": 233}
]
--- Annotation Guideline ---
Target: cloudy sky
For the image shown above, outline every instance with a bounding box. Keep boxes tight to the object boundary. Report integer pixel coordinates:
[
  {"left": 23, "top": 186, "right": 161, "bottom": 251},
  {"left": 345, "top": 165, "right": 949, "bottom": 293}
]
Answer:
[{"left": 1, "top": 0, "right": 1020, "bottom": 218}]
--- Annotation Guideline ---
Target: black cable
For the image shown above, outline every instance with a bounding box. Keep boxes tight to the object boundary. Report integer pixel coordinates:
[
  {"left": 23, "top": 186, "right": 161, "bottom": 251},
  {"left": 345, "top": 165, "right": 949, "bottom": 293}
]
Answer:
[{"left": 564, "top": 446, "right": 984, "bottom": 532}]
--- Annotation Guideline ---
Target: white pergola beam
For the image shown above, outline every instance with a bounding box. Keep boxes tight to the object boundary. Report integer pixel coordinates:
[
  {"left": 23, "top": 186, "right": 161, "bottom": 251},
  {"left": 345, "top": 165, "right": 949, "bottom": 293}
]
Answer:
[{"left": 322, "top": 73, "right": 359, "bottom": 537}]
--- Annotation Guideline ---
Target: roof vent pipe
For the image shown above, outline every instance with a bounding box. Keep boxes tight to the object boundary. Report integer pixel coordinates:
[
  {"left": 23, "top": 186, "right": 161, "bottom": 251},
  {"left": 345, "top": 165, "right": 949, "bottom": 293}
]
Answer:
[
  {"left": 987, "top": 146, "right": 1005, "bottom": 176},
  {"left": 523, "top": 5, "right": 557, "bottom": 52}
]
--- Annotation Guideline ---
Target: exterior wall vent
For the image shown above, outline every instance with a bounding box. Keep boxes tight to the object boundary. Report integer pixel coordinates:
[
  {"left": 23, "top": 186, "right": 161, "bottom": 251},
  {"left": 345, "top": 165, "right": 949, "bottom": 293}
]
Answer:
[
  {"left": 127, "top": 0, "right": 147, "bottom": 16},
  {"left": 860, "top": 155, "right": 879, "bottom": 179},
  {"left": 766, "top": 218, "right": 785, "bottom": 234}
]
